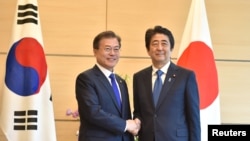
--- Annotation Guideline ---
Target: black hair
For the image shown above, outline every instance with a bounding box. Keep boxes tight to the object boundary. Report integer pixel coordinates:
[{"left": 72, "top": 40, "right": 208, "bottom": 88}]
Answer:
[{"left": 145, "top": 25, "right": 175, "bottom": 51}]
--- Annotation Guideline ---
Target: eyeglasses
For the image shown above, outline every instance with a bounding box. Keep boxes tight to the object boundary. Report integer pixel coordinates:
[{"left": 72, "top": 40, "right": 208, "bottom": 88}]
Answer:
[{"left": 103, "top": 46, "right": 120, "bottom": 53}]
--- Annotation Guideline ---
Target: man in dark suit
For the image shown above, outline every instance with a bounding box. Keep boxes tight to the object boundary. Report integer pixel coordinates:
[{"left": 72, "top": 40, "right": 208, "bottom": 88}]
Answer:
[
  {"left": 133, "top": 25, "right": 201, "bottom": 141},
  {"left": 76, "top": 31, "right": 138, "bottom": 141}
]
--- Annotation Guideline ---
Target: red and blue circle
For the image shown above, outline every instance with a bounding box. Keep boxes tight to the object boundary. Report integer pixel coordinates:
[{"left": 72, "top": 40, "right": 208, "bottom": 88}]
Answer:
[{"left": 5, "top": 37, "right": 47, "bottom": 96}]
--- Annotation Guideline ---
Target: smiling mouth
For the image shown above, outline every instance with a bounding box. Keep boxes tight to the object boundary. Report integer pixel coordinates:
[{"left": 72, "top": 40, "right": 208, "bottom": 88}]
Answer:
[
  {"left": 156, "top": 53, "right": 164, "bottom": 56},
  {"left": 108, "top": 58, "right": 117, "bottom": 61}
]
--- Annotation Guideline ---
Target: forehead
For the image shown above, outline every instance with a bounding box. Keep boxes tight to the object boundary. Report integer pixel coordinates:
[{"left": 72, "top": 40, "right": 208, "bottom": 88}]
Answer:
[{"left": 151, "top": 33, "right": 169, "bottom": 42}]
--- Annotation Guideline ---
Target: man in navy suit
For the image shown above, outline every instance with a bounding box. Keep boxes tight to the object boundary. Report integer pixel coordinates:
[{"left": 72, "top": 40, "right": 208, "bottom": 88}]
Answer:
[
  {"left": 133, "top": 25, "right": 201, "bottom": 141},
  {"left": 76, "top": 31, "right": 139, "bottom": 141}
]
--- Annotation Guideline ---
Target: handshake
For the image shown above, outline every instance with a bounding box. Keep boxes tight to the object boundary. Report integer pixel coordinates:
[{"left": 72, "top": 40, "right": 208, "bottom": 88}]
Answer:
[{"left": 126, "top": 118, "right": 141, "bottom": 136}]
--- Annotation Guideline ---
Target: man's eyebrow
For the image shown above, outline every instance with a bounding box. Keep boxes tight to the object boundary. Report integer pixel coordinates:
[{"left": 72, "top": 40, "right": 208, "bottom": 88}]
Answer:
[
  {"left": 104, "top": 45, "right": 120, "bottom": 48},
  {"left": 161, "top": 40, "right": 168, "bottom": 42},
  {"left": 152, "top": 40, "right": 168, "bottom": 42}
]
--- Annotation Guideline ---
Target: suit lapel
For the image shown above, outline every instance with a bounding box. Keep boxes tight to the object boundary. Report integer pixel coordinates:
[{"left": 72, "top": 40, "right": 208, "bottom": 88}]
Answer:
[
  {"left": 156, "top": 63, "right": 178, "bottom": 109},
  {"left": 93, "top": 66, "right": 122, "bottom": 113},
  {"left": 142, "top": 67, "right": 156, "bottom": 109}
]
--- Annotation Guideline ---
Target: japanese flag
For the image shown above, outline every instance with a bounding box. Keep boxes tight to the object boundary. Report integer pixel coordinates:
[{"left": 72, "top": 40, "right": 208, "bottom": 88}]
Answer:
[{"left": 177, "top": 0, "right": 221, "bottom": 141}]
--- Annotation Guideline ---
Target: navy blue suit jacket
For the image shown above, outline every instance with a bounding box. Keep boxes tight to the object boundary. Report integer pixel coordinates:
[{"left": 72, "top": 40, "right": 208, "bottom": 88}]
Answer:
[
  {"left": 133, "top": 62, "right": 201, "bottom": 141},
  {"left": 76, "top": 65, "right": 134, "bottom": 141}
]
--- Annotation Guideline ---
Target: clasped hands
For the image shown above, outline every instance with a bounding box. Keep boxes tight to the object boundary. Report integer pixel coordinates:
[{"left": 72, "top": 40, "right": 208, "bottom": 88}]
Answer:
[{"left": 126, "top": 118, "right": 141, "bottom": 136}]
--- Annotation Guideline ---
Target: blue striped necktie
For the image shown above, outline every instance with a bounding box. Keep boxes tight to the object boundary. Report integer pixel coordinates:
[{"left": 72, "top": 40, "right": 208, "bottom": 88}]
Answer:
[
  {"left": 153, "top": 70, "right": 163, "bottom": 107},
  {"left": 109, "top": 73, "right": 121, "bottom": 110}
]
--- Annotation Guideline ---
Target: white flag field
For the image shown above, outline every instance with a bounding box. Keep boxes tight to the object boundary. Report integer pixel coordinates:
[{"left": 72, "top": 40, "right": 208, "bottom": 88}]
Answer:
[
  {"left": 177, "top": 0, "right": 221, "bottom": 141},
  {"left": 0, "top": 0, "right": 57, "bottom": 140}
]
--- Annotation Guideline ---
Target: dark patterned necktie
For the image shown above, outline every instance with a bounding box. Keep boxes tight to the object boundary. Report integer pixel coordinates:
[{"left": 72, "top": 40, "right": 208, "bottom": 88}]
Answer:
[{"left": 153, "top": 70, "right": 163, "bottom": 107}]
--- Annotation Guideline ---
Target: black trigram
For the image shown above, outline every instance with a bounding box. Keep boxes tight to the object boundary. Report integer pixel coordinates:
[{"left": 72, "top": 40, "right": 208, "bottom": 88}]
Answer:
[
  {"left": 13, "top": 110, "right": 38, "bottom": 130},
  {"left": 17, "top": 4, "right": 38, "bottom": 25}
]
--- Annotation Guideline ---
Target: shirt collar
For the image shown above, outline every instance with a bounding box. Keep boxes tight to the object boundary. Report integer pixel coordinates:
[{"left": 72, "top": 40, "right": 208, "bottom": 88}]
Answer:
[
  {"left": 152, "top": 61, "right": 170, "bottom": 75},
  {"left": 96, "top": 63, "right": 114, "bottom": 78}
]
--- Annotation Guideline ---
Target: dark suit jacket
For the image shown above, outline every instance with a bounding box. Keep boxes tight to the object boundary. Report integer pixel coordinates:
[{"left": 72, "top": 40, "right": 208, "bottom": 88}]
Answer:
[
  {"left": 133, "top": 62, "right": 201, "bottom": 141},
  {"left": 76, "top": 65, "right": 134, "bottom": 141}
]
